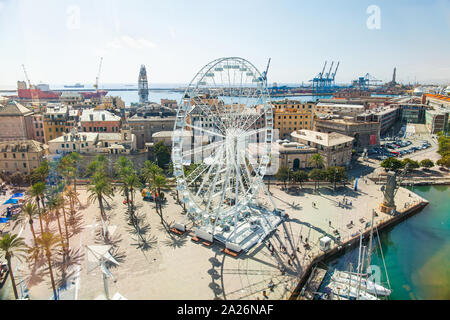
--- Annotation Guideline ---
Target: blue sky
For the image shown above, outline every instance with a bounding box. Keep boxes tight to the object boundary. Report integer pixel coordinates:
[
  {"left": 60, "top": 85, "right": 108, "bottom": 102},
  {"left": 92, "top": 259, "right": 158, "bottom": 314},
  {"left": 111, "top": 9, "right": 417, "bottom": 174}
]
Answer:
[{"left": 0, "top": 0, "right": 449, "bottom": 87}]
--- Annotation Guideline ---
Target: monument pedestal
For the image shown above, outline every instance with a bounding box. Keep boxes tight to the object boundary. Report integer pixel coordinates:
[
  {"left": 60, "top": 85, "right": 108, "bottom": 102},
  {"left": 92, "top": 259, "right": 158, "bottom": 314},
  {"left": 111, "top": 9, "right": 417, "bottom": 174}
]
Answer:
[{"left": 379, "top": 203, "right": 396, "bottom": 215}]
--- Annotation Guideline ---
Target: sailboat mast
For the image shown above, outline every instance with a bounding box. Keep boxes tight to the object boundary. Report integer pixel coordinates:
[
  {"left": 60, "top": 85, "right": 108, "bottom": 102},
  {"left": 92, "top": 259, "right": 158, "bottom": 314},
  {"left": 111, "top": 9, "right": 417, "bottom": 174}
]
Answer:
[
  {"left": 367, "top": 209, "right": 375, "bottom": 270},
  {"left": 357, "top": 246, "right": 366, "bottom": 299}
]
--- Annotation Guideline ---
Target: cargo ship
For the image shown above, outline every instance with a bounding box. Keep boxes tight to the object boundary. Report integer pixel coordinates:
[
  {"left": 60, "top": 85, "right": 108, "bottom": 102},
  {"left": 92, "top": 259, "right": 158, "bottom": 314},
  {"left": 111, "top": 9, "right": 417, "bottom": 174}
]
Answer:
[
  {"left": 17, "top": 88, "right": 61, "bottom": 99},
  {"left": 80, "top": 90, "right": 108, "bottom": 99}
]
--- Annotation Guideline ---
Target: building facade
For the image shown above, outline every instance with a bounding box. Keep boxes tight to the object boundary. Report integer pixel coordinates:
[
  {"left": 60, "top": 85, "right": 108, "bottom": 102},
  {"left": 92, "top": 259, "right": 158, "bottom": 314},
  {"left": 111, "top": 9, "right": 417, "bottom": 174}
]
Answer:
[
  {"left": 291, "top": 129, "right": 354, "bottom": 168},
  {"left": 0, "top": 101, "right": 34, "bottom": 142},
  {"left": 272, "top": 100, "right": 315, "bottom": 139},
  {"left": 0, "top": 140, "right": 48, "bottom": 175},
  {"left": 80, "top": 109, "right": 121, "bottom": 133},
  {"left": 43, "top": 104, "right": 79, "bottom": 142},
  {"left": 314, "top": 117, "right": 380, "bottom": 150}
]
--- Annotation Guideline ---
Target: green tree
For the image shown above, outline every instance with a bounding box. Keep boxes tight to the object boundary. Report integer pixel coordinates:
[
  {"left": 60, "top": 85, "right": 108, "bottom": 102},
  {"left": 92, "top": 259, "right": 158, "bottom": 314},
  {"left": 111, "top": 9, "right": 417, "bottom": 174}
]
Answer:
[
  {"left": 0, "top": 234, "right": 28, "bottom": 299},
  {"left": 437, "top": 135, "right": 450, "bottom": 157},
  {"left": 29, "top": 182, "right": 47, "bottom": 232},
  {"left": 13, "top": 202, "right": 39, "bottom": 246},
  {"left": 309, "top": 153, "right": 324, "bottom": 169},
  {"left": 30, "top": 160, "right": 49, "bottom": 184},
  {"left": 420, "top": 159, "right": 434, "bottom": 169},
  {"left": 151, "top": 141, "right": 171, "bottom": 169},
  {"left": 87, "top": 172, "right": 114, "bottom": 222},
  {"left": 292, "top": 170, "right": 308, "bottom": 189},
  {"left": 380, "top": 157, "right": 404, "bottom": 172},
  {"left": 436, "top": 155, "right": 450, "bottom": 168},
  {"left": 326, "top": 166, "right": 347, "bottom": 191},
  {"left": 401, "top": 158, "right": 420, "bottom": 171},
  {"left": 47, "top": 196, "right": 67, "bottom": 255},
  {"left": 309, "top": 168, "right": 324, "bottom": 191},
  {"left": 275, "top": 166, "right": 290, "bottom": 189}
]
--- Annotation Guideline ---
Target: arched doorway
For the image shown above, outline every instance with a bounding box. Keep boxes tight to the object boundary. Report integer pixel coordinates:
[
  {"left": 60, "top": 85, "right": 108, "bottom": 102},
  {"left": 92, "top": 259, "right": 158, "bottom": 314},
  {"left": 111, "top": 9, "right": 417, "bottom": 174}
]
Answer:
[{"left": 293, "top": 158, "right": 300, "bottom": 170}]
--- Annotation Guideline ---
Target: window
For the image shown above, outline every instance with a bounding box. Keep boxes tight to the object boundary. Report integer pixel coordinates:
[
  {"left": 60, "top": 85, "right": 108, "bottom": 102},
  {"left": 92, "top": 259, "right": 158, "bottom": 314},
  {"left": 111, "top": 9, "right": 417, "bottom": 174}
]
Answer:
[
  {"left": 13, "top": 153, "right": 16, "bottom": 159},
  {"left": 66, "top": 144, "right": 69, "bottom": 148},
  {"left": 37, "top": 131, "right": 40, "bottom": 136},
  {"left": 89, "top": 127, "right": 92, "bottom": 132},
  {"left": 73, "top": 144, "right": 76, "bottom": 150},
  {"left": 83, "top": 127, "right": 86, "bottom": 132},
  {"left": 23, "top": 163, "right": 27, "bottom": 168},
  {"left": 61, "top": 144, "right": 65, "bottom": 148},
  {"left": 35, "top": 123, "right": 39, "bottom": 129},
  {"left": 55, "top": 127, "right": 58, "bottom": 132},
  {"left": 49, "top": 128, "right": 52, "bottom": 132}
]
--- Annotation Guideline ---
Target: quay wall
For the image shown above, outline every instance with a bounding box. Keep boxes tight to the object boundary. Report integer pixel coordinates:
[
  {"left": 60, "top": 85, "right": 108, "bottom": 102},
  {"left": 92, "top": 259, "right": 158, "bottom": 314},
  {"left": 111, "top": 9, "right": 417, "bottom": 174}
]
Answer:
[{"left": 288, "top": 193, "right": 429, "bottom": 300}]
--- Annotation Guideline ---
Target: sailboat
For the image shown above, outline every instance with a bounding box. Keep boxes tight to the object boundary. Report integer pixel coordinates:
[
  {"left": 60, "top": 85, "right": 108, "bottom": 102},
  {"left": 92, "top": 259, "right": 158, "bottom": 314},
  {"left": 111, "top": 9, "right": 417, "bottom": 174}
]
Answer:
[
  {"left": 332, "top": 270, "right": 391, "bottom": 296},
  {"left": 320, "top": 210, "right": 392, "bottom": 300}
]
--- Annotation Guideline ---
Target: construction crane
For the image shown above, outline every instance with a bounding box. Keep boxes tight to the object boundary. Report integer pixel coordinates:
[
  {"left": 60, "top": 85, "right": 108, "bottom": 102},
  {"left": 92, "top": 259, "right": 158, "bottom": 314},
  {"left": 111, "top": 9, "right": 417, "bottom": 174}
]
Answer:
[
  {"left": 93, "top": 57, "right": 103, "bottom": 93},
  {"left": 331, "top": 61, "right": 340, "bottom": 91},
  {"left": 21, "top": 64, "right": 39, "bottom": 105}
]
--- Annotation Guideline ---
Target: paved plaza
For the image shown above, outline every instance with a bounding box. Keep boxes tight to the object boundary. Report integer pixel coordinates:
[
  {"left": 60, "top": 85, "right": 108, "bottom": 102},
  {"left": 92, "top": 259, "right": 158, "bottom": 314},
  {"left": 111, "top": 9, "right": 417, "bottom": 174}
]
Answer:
[{"left": 0, "top": 172, "right": 427, "bottom": 300}]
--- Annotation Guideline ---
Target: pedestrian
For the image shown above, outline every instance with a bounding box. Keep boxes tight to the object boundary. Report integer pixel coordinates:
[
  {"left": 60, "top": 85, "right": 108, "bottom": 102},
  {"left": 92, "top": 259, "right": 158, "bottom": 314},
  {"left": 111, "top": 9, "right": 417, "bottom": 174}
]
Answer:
[
  {"left": 329, "top": 220, "right": 331, "bottom": 226},
  {"left": 297, "top": 247, "right": 300, "bottom": 252},
  {"left": 263, "top": 290, "right": 267, "bottom": 298},
  {"left": 350, "top": 201, "right": 352, "bottom": 206}
]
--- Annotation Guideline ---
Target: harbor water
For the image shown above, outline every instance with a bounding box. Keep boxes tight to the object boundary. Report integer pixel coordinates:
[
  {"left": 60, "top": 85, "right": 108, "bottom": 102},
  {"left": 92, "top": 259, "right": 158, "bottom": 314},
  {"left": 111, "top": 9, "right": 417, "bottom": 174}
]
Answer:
[{"left": 323, "top": 185, "right": 450, "bottom": 300}]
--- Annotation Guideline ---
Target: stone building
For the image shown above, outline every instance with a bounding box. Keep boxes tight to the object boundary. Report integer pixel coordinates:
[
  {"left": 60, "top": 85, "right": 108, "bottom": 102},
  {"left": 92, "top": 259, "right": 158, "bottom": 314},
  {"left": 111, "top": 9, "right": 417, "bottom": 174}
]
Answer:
[
  {"left": 128, "top": 104, "right": 176, "bottom": 149},
  {"left": 0, "top": 140, "right": 48, "bottom": 175},
  {"left": 0, "top": 101, "right": 34, "bottom": 142},
  {"left": 291, "top": 129, "right": 354, "bottom": 168},
  {"left": 314, "top": 116, "right": 380, "bottom": 150}
]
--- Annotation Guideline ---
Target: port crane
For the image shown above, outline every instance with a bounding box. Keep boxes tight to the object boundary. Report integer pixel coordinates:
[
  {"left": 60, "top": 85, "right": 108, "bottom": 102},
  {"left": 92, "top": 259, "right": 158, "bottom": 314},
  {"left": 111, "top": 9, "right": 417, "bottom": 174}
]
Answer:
[
  {"left": 21, "top": 64, "right": 39, "bottom": 105},
  {"left": 93, "top": 57, "right": 103, "bottom": 93}
]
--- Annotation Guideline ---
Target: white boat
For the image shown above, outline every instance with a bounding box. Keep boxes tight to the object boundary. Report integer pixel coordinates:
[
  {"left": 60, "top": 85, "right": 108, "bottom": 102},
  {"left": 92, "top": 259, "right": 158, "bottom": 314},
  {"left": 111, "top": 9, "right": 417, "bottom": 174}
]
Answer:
[
  {"left": 326, "top": 280, "right": 378, "bottom": 300},
  {"left": 332, "top": 271, "right": 392, "bottom": 296}
]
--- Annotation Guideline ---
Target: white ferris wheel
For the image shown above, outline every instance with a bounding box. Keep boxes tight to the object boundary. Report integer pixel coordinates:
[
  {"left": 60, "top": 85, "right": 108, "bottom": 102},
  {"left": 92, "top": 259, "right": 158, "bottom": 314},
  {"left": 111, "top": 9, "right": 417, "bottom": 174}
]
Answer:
[{"left": 172, "top": 57, "right": 285, "bottom": 253}]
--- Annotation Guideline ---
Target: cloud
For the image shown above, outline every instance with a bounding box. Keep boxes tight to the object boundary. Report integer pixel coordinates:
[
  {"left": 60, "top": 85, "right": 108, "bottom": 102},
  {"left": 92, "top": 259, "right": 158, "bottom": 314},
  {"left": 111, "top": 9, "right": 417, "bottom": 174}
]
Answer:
[{"left": 106, "top": 35, "right": 157, "bottom": 50}]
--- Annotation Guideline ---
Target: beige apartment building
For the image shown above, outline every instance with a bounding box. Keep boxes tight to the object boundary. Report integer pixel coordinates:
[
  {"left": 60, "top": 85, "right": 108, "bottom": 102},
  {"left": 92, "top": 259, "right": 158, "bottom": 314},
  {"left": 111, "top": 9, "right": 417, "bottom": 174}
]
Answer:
[
  {"left": 272, "top": 100, "right": 315, "bottom": 139},
  {"left": 0, "top": 140, "right": 48, "bottom": 175},
  {"left": 291, "top": 129, "right": 354, "bottom": 168}
]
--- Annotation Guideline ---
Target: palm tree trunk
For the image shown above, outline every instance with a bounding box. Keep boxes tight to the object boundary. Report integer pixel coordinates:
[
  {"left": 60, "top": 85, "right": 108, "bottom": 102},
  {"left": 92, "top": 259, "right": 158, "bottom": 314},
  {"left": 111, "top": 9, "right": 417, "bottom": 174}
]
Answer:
[
  {"left": 98, "top": 195, "right": 105, "bottom": 220},
  {"left": 46, "top": 253, "right": 58, "bottom": 300},
  {"left": 36, "top": 200, "right": 44, "bottom": 234},
  {"left": 55, "top": 210, "right": 66, "bottom": 253},
  {"left": 29, "top": 219, "right": 37, "bottom": 246},
  {"left": 61, "top": 205, "right": 70, "bottom": 251},
  {"left": 6, "top": 256, "right": 18, "bottom": 299}
]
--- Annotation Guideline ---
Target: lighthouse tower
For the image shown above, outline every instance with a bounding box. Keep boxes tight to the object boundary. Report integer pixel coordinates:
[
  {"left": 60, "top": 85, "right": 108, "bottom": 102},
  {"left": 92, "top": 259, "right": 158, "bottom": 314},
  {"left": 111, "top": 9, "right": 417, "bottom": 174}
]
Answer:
[{"left": 138, "top": 65, "right": 149, "bottom": 104}]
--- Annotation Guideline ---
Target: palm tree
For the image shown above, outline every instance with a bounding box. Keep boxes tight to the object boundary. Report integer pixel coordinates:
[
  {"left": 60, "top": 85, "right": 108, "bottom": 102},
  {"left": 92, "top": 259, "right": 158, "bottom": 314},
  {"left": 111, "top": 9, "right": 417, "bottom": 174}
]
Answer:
[
  {"left": 30, "top": 160, "right": 49, "bottom": 185},
  {"left": 13, "top": 202, "right": 39, "bottom": 245},
  {"left": 0, "top": 234, "right": 28, "bottom": 299},
  {"left": 87, "top": 172, "right": 114, "bottom": 222},
  {"left": 33, "top": 232, "right": 62, "bottom": 300},
  {"left": 47, "top": 196, "right": 67, "bottom": 254},
  {"left": 152, "top": 174, "right": 170, "bottom": 226},
  {"left": 58, "top": 193, "right": 71, "bottom": 251},
  {"left": 309, "top": 153, "right": 324, "bottom": 169},
  {"left": 121, "top": 173, "right": 141, "bottom": 212},
  {"left": 29, "top": 182, "right": 47, "bottom": 232},
  {"left": 68, "top": 152, "right": 83, "bottom": 192},
  {"left": 141, "top": 161, "right": 163, "bottom": 188},
  {"left": 86, "top": 155, "right": 108, "bottom": 177}
]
